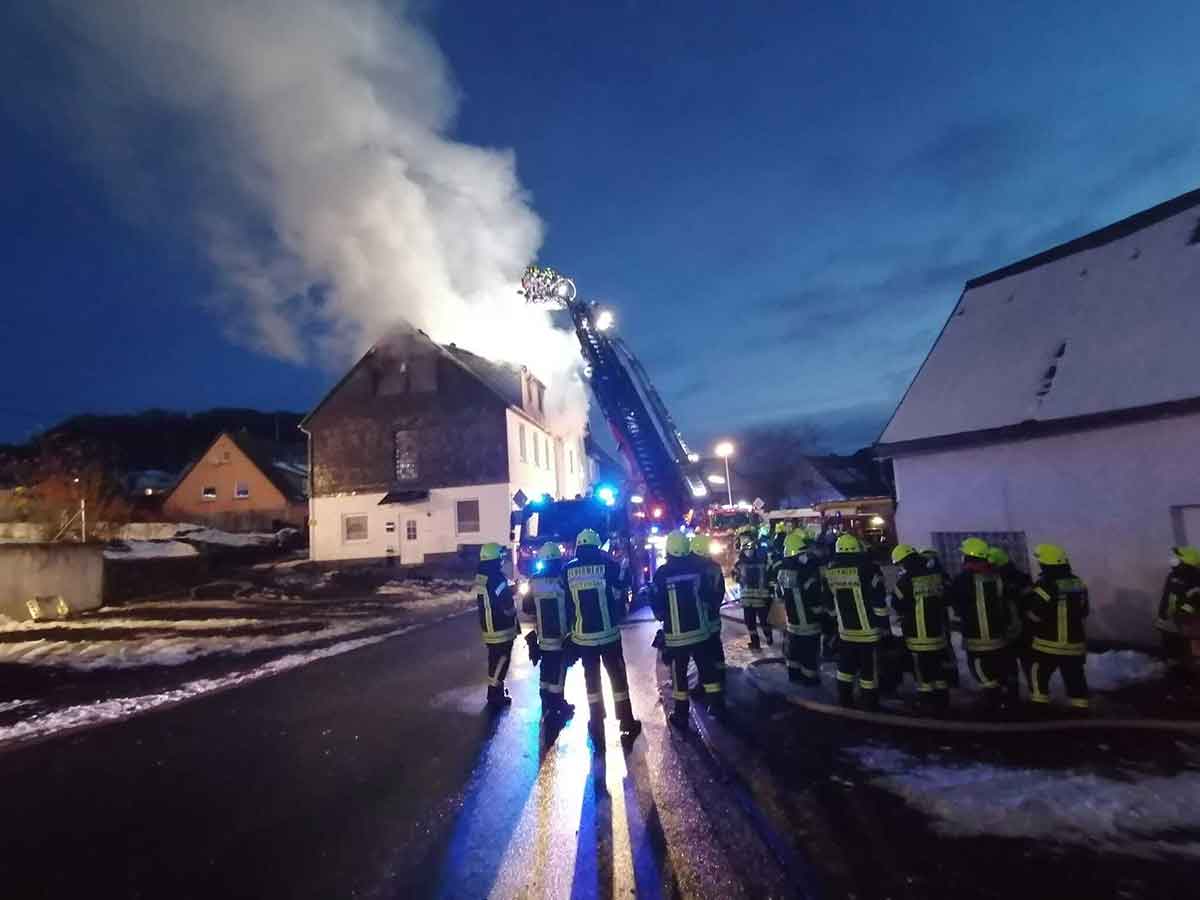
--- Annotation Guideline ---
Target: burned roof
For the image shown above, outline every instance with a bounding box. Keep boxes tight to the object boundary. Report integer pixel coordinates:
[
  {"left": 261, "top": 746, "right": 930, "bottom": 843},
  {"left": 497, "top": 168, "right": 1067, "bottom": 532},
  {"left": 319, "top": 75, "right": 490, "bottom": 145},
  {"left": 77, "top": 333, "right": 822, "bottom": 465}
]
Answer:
[{"left": 442, "top": 344, "right": 525, "bottom": 409}]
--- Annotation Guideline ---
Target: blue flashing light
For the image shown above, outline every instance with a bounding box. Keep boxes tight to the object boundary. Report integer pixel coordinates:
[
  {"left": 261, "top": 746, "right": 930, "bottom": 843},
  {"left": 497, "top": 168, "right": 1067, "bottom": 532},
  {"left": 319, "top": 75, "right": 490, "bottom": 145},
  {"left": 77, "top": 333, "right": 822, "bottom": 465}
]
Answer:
[
  {"left": 596, "top": 484, "right": 617, "bottom": 507},
  {"left": 650, "top": 525, "right": 659, "bottom": 534},
  {"left": 534, "top": 560, "right": 545, "bottom": 573}
]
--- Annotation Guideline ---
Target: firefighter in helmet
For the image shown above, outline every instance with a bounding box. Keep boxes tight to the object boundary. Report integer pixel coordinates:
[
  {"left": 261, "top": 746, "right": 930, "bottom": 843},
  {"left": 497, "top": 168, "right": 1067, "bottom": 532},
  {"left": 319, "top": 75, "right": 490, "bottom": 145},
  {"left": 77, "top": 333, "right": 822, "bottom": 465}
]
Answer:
[
  {"left": 772, "top": 528, "right": 825, "bottom": 685},
  {"left": 988, "top": 544, "right": 1032, "bottom": 690},
  {"left": 563, "top": 528, "right": 642, "bottom": 746},
  {"left": 475, "top": 542, "right": 519, "bottom": 709},
  {"left": 1024, "top": 543, "right": 1090, "bottom": 713},
  {"left": 689, "top": 533, "right": 728, "bottom": 689},
  {"left": 733, "top": 531, "right": 774, "bottom": 649},
  {"left": 527, "top": 541, "right": 576, "bottom": 724},
  {"left": 922, "top": 547, "right": 959, "bottom": 687},
  {"left": 947, "top": 537, "right": 1017, "bottom": 709},
  {"left": 890, "top": 544, "right": 949, "bottom": 712},
  {"left": 823, "top": 533, "right": 889, "bottom": 709},
  {"left": 653, "top": 531, "right": 725, "bottom": 728},
  {"left": 1157, "top": 546, "right": 1200, "bottom": 671}
]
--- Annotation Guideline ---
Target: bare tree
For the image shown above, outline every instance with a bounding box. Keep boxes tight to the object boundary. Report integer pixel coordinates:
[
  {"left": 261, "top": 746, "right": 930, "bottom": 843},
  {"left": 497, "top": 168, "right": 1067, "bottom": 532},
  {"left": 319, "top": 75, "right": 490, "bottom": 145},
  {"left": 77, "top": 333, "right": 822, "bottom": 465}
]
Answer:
[{"left": 731, "top": 422, "right": 827, "bottom": 509}]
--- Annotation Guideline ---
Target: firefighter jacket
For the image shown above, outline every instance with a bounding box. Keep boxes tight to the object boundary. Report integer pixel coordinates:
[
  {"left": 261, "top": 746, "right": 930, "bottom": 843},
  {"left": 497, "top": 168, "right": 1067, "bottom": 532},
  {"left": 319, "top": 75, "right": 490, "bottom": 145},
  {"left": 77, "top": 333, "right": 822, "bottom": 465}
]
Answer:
[
  {"left": 769, "top": 533, "right": 786, "bottom": 566},
  {"left": 948, "top": 561, "right": 1012, "bottom": 652},
  {"left": 692, "top": 552, "right": 726, "bottom": 636},
  {"left": 652, "top": 555, "right": 713, "bottom": 648},
  {"left": 562, "top": 546, "right": 625, "bottom": 647},
  {"left": 772, "top": 552, "right": 825, "bottom": 636},
  {"left": 891, "top": 557, "right": 948, "bottom": 652},
  {"left": 733, "top": 545, "right": 772, "bottom": 607},
  {"left": 531, "top": 559, "right": 574, "bottom": 651},
  {"left": 1157, "top": 565, "right": 1200, "bottom": 634},
  {"left": 1025, "top": 565, "right": 1089, "bottom": 656},
  {"left": 475, "top": 559, "right": 518, "bottom": 645},
  {"left": 822, "top": 553, "right": 888, "bottom": 643}
]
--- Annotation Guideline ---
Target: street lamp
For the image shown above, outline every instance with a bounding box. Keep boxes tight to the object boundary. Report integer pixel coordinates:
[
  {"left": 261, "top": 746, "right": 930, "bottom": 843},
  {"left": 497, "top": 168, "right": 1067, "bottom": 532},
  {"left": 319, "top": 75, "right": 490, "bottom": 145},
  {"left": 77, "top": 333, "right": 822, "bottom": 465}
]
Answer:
[{"left": 714, "top": 441, "right": 735, "bottom": 506}]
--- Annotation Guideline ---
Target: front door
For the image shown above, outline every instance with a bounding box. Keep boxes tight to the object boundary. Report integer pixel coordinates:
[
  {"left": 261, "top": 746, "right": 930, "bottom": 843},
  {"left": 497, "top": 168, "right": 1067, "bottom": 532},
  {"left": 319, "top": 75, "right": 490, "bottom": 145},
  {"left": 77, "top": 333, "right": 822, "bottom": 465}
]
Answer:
[{"left": 401, "top": 517, "right": 423, "bottom": 566}]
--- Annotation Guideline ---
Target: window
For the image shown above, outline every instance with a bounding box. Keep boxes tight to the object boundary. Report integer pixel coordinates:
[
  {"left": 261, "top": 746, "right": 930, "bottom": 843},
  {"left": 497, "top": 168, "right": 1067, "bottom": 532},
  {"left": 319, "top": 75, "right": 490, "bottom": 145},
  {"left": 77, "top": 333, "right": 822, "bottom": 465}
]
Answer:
[
  {"left": 456, "top": 499, "right": 481, "bottom": 534},
  {"left": 394, "top": 430, "right": 418, "bottom": 481},
  {"left": 569, "top": 448, "right": 574, "bottom": 474},
  {"left": 201, "top": 486, "right": 217, "bottom": 501},
  {"left": 405, "top": 519, "right": 418, "bottom": 541},
  {"left": 536, "top": 382, "right": 545, "bottom": 413},
  {"left": 385, "top": 521, "right": 396, "bottom": 533},
  {"left": 343, "top": 515, "right": 369, "bottom": 543},
  {"left": 533, "top": 432, "right": 541, "bottom": 467},
  {"left": 932, "top": 530, "right": 1028, "bottom": 579},
  {"left": 234, "top": 481, "right": 249, "bottom": 499},
  {"left": 519, "top": 424, "right": 527, "bottom": 462}
]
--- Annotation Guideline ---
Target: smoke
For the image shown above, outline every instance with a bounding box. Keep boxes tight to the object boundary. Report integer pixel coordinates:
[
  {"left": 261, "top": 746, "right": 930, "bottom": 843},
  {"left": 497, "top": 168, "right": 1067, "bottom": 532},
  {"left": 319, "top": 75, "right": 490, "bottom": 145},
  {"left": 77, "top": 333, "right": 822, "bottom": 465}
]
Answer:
[{"left": 29, "top": 0, "right": 588, "bottom": 435}]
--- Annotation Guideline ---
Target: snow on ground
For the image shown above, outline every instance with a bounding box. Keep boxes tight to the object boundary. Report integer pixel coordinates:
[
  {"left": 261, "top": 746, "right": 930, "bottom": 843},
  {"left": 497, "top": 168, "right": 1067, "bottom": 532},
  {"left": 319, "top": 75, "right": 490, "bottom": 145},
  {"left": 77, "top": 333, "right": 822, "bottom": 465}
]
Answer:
[
  {"left": 0, "top": 700, "right": 36, "bottom": 715},
  {"left": 0, "top": 616, "right": 267, "bottom": 633},
  {"left": 845, "top": 745, "right": 1200, "bottom": 859},
  {"left": 0, "top": 627, "right": 413, "bottom": 746},
  {"left": 174, "top": 526, "right": 281, "bottom": 547},
  {"left": 104, "top": 540, "right": 199, "bottom": 561}
]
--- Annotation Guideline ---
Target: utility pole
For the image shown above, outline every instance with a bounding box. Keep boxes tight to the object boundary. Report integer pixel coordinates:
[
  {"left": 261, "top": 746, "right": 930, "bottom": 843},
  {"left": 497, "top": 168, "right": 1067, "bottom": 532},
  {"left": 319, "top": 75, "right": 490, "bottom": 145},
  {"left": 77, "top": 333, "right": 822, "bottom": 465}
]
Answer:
[{"left": 80, "top": 498, "right": 86, "bottom": 543}]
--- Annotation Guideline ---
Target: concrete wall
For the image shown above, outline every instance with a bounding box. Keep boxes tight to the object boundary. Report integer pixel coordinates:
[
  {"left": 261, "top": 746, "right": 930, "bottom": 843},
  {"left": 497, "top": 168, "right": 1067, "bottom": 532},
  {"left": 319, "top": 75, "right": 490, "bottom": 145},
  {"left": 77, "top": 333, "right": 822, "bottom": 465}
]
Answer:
[
  {"left": 0, "top": 544, "right": 104, "bottom": 620},
  {"left": 892, "top": 412, "right": 1200, "bottom": 646},
  {"left": 0, "top": 522, "right": 53, "bottom": 543},
  {"left": 310, "top": 482, "right": 512, "bottom": 564}
]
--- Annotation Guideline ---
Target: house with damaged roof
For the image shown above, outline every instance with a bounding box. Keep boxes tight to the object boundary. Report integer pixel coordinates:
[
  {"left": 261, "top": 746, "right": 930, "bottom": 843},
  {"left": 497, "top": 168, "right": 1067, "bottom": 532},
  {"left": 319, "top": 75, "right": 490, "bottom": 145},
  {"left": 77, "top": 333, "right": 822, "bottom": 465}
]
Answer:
[
  {"left": 301, "top": 327, "right": 593, "bottom": 565},
  {"left": 876, "top": 187, "right": 1200, "bottom": 645}
]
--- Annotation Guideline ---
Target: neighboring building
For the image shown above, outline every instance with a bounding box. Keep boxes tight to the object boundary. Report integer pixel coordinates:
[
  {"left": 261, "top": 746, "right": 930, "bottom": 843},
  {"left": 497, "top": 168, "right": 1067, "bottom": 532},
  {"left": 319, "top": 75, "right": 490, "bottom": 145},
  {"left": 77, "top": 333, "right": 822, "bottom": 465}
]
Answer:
[
  {"left": 876, "top": 187, "right": 1200, "bottom": 645},
  {"left": 301, "top": 327, "right": 591, "bottom": 565},
  {"left": 163, "top": 431, "right": 308, "bottom": 532}
]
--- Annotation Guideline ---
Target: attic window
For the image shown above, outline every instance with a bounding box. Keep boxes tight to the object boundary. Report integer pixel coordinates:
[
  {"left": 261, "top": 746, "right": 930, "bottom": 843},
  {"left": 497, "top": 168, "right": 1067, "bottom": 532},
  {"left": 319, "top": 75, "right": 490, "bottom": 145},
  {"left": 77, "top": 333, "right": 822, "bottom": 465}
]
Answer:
[
  {"left": 201, "top": 486, "right": 217, "bottom": 501},
  {"left": 394, "top": 430, "right": 418, "bottom": 481},
  {"left": 1189, "top": 218, "right": 1200, "bottom": 245}
]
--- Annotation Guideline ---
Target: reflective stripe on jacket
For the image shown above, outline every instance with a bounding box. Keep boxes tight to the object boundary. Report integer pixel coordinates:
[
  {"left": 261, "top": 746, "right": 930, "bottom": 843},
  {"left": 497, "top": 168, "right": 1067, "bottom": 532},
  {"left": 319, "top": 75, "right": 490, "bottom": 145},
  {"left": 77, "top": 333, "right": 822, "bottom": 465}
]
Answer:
[
  {"left": 1157, "top": 569, "right": 1200, "bottom": 634},
  {"left": 652, "top": 557, "right": 711, "bottom": 648},
  {"left": 1026, "top": 573, "right": 1088, "bottom": 656},
  {"left": 475, "top": 567, "right": 518, "bottom": 644},
  {"left": 823, "top": 554, "right": 887, "bottom": 643},
  {"left": 949, "top": 570, "right": 1010, "bottom": 652},
  {"left": 892, "top": 569, "right": 948, "bottom": 652},
  {"left": 563, "top": 549, "right": 624, "bottom": 646},
  {"left": 531, "top": 568, "right": 572, "bottom": 651},
  {"left": 773, "top": 555, "right": 825, "bottom": 636}
]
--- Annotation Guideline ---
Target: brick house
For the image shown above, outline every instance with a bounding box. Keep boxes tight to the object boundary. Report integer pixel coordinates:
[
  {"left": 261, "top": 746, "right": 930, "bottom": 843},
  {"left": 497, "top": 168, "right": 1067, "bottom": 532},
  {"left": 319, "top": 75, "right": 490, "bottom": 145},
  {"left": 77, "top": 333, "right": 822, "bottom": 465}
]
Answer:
[
  {"left": 301, "top": 327, "right": 591, "bottom": 565},
  {"left": 163, "top": 431, "right": 308, "bottom": 532}
]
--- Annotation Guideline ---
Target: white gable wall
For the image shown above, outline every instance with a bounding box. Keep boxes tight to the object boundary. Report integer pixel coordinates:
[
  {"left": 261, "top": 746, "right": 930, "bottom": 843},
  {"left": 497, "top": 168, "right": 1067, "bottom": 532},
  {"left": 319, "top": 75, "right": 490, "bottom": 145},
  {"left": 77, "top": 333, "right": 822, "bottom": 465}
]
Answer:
[
  {"left": 893, "top": 411, "right": 1200, "bottom": 646},
  {"left": 883, "top": 201, "right": 1200, "bottom": 445}
]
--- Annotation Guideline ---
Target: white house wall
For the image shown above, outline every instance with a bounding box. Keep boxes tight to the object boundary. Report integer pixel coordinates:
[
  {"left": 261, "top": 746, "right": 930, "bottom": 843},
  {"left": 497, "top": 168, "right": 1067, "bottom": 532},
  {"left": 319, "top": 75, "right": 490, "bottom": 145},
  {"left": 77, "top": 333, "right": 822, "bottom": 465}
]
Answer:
[
  {"left": 892, "top": 412, "right": 1200, "bottom": 646},
  {"left": 505, "top": 409, "right": 589, "bottom": 503}
]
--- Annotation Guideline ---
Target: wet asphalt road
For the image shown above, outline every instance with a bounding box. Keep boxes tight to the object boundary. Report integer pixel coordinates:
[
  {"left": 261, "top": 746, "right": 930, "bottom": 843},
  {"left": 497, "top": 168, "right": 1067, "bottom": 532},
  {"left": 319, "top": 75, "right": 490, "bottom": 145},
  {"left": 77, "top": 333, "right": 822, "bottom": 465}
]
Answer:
[{"left": 0, "top": 607, "right": 807, "bottom": 899}]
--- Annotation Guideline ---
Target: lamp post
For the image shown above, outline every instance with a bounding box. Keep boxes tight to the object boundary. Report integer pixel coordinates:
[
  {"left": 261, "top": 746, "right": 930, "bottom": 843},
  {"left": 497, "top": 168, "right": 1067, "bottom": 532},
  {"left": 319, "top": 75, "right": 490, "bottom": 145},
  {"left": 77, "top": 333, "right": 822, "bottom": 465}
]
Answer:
[{"left": 714, "top": 441, "right": 735, "bottom": 506}]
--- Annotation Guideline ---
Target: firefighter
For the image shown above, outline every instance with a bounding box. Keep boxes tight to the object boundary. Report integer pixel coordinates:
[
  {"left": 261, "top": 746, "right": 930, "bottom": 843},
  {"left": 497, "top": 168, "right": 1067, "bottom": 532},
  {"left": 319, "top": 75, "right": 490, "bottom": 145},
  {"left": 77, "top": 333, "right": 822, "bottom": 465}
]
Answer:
[
  {"left": 732, "top": 533, "right": 774, "bottom": 649},
  {"left": 773, "top": 528, "right": 825, "bottom": 685},
  {"left": 890, "top": 544, "right": 949, "bottom": 712},
  {"left": 529, "top": 541, "right": 576, "bottom": 724},
  {"left": 948, "top": 537, "right": 1017, "bottom": 709},
  {"left": 653, "top": 531, "right": 725, "bottom": 727},
  {"left": 989, "top": 545, "right": 1032, "bottom": 689},
  {"left": 770, "top": 521, "right": 788, "bottom": 565},
  {"left": 1157, "top": 546, "right": 1200, "bottom": 670},
  {"left": 823, "top": 533, "right": 889, "bottom": 709},
  {"left": 1024, "top": 543, "right": 1090, "bottom": 713},
  {"left": 689, "top": 533, "right": 728, "bottom": 688},
  {"left": 922, "top": 548, "right": 960, "bottom": 688},
  {"left": 475, "top": 542, "right": 519, "bottom": 709},
  {"left": 563, "top": 528, "right": 642, "bottom": 745}
]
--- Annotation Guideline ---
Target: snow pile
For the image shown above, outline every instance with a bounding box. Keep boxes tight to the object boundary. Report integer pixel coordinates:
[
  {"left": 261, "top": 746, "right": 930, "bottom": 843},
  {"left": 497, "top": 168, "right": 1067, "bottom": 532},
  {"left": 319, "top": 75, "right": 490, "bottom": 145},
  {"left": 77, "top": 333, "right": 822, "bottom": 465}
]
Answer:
[
  {"left": 0, "top": 626, "right": 413, "bottom": 747},
  {"left": 103, "top": 540, "right": 199, "bottom": 561},
  {"left": 174, "top": 526, "right": 281, "bottom": 547},
  {"left": 0, "top": 616, "right": 266, "bottom": 634},
  {"left": 0, "top": 700, "right": 35, "bottom": 715},
  {"left": 846, "top": 745, "right": 1200, "bottom": 859},
  {"left": 1086, "top": 650, "right": 1167, "bottom": 692}
]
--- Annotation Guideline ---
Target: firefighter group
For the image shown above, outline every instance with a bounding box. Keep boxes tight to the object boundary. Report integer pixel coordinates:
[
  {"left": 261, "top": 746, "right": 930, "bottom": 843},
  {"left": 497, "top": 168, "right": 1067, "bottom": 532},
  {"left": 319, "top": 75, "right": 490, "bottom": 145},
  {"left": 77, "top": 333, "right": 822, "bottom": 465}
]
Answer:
[{"left": 474, "top": 522, "right": 1200, "bottom": 736}]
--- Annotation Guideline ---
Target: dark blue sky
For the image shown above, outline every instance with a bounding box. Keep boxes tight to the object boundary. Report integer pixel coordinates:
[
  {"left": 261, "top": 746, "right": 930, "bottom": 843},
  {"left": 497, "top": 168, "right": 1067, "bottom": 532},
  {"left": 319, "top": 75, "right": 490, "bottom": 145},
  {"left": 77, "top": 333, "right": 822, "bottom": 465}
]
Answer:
[{"left": 2, "top": 1, "right": 1198, "bottom": 450}]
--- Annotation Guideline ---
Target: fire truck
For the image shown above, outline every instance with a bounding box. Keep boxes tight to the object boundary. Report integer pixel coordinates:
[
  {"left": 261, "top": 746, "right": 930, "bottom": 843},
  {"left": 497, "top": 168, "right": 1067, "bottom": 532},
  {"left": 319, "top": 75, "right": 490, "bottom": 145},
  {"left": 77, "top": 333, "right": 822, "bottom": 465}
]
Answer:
[{"left": 510, "top": 266, "right": 708, "bottom": 601}]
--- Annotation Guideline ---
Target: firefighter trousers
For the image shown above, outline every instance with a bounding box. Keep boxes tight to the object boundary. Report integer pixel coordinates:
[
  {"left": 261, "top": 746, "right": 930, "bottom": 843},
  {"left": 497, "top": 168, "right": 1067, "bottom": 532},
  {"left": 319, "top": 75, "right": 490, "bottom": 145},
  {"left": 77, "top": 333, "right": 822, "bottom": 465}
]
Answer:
[
  {"left": 669, "top": 641, "right": 724, "bottom": 718},
  {"left": 743, "top": 604, "right": 773, "bottom": 645},
  {"left": 1030, "top": 651, "right": 1089, "bottom": 710},
  {"left": 580, "top": 640, "right": 636, "bottom": 725},
  {"left": 836, "top": 640, "right": 879, "bottom": 708},
  {"left": 486, "top": 639, "right": 514, "bottom": 701},
  {"left": 967, "top": 649, "right": 1016, "bottom": 703},
  {"left": 910, "top": 648, "right": 949, "bottom": 706},
  {"left": 704, "top": 630, "right": 727, "bottom": 687},
  {"left": 539, "top": 648, "right": 569, "bottom": 712},
  {"left": 786, "top": 633, "right": 821, "bottom": 683}
]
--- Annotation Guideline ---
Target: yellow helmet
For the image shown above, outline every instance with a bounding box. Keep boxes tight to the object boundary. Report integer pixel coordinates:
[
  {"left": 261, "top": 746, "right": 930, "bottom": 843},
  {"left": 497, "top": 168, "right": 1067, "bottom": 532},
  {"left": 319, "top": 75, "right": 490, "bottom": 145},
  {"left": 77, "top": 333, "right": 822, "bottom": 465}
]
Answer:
[
  {"left": 775, "top": 522, "right": 787, "bottom": 534},
  {"left": 666, "top": 530, "right": 691, "bottom": 558},
  {"left": 1034, "top": 543, "right": 1069, "bottom": 566},
  {"left": 960, "top": 537, "right": 990, "bottom": 560},
  {"left": 576, "top": 528, "right": 602, "bottom": 548},
  {"left": 835, "top": 533, "right": 864, "bottom": 554},
  {"left": 784, "top": 529, "right": 810, "bottom": 557},
  {"left": 1174, "top": 546, "right": 1200, "bottom": 568},
  {"left": 987, "top": 546, "right": 1010, "bottom": 567},
  {"left": 480, "top": 542, "right": 504, "bottom": 561},
  {"left": 690, "top": 533, "right": 713, "bottom": 556},
  {"left": 537, "top": 541, "right": 562, "bottom": 561},
  {"left": 891, "top": 543, "right": 918, "bottom": 565}
]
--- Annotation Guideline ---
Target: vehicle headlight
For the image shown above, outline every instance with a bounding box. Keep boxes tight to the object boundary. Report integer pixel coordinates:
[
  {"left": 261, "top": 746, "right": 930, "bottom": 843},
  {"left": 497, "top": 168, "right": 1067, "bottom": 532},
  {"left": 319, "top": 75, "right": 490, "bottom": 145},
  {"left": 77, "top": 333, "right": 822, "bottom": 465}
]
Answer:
[{"left": 518, "top": 581, "right": 530, "bottom": 596}]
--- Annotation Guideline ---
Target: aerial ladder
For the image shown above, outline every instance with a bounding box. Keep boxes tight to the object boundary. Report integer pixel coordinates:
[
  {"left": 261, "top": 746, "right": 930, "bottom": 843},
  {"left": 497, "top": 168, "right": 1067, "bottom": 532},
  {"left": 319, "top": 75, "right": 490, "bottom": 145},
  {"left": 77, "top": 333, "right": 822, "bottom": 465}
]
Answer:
[{"left": 520, "top": 265, "right": 707, "bottom": 525}]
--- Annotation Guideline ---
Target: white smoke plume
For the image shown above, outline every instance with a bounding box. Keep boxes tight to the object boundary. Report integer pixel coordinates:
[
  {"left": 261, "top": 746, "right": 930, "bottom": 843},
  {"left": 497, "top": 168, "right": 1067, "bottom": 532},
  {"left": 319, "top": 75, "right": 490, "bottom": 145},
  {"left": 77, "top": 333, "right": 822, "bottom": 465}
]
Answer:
[{"left": 31, "top": 0, "right": 588, "bottom": 434}]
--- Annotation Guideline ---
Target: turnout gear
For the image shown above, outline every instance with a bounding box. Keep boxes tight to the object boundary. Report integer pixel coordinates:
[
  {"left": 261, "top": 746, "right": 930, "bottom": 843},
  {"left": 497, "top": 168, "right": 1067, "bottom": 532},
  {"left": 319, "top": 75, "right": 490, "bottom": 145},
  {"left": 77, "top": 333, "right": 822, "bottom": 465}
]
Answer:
[
  {"left": 563, "top": 543, "right": 639, "bottom": 736},
  {"left": 835, "top": 533, "right": 864, "bottom": 555},
  {"left": 665, "top": 530, "right": 691, "bottom": 558},
  {"left": 733, "top": 541, "right": 773, "bottom": 648},
  {"left": 475, "top": 555, "right": 518, "bottom": 707},
  {"left": 772, "top": 544, "right": 825, "bottom": 684},
  {"left": 823, "top": 547, "right": 888, "bottom": 708},
  {"left": 690, "top": 538, "right": 728, "bottom": 689},
  {"left": 948, "top": 555, "right": 1016, "bottom": 704},
  {"left": 784, "top": 528, "right": 812, "bottom": 557},
  {"left": 480, "top": 542, "right": 504, "bottom": 562},
  {"left": 653, "top": 553, "right": 724, "bottom": 722},
  {"left": 891, "top": 543, "right": 918, "bottom": 565},
  {"left": 891, "top": 551, "right": 950, "bottom": 709},
  {"left": 1025, "top": 555, "right": 1090, "bottom": 710},
  {"left": 920, "top": 548, "right": 960, "bottom": 687},
  {"left": 960, "top": 537, "right": 990, "bottom": 561},
  {"left": 530, "top": 546, "right": 575, "bottom": 719},
  {"left": 1033, "top": 543, "right": 1069, "bottom": 567},
  {"left": 1158, "top": 548, "right": 1200, "bottom": 665}
]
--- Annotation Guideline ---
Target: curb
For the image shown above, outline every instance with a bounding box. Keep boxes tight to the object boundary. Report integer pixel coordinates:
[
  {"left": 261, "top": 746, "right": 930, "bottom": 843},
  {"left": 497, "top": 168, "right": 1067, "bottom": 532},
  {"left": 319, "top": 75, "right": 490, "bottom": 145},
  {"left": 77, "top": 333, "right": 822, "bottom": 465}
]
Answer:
[{"left": 743, "top": 658, "right": 1200, "bottom": 736}]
